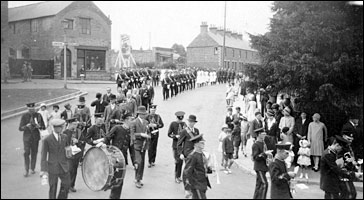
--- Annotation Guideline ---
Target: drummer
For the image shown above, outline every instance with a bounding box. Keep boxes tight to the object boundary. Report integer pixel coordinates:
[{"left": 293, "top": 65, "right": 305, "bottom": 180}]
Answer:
[
  {"left": 99, "top": 112, "right": 134, "bottom": 199},
  {"left": 85, "top": 113, "right": 107, "bottom": 146}
]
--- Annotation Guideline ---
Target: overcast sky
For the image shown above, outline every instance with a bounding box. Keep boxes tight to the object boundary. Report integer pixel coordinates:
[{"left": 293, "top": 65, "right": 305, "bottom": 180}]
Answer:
[{"left": 8, "top": 1, "right": 274, "bottom": 51}]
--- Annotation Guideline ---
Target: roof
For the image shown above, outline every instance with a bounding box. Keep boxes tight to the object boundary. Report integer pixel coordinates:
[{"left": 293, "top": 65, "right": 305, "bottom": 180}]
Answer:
[
  {"left": 187, "top": 32, "right": 256, "bottom": 52},
  {"left": 9, "top": 1, "right": 74, "bottom": 22}
]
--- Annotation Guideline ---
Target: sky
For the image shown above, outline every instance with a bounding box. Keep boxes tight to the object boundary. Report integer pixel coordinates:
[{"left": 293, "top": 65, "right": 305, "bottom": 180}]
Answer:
[{"left": 8, "top": 1, "right": 275, "bottom": 51}]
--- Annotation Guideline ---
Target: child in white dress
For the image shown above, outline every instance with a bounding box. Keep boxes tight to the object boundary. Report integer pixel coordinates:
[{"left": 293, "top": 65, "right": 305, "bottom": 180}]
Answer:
[{"left": 297, "top": 139, "right": 311, "bottom": 180}]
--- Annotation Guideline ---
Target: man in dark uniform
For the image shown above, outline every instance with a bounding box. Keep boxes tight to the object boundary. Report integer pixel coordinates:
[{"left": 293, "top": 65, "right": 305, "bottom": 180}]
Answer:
[
  {"left": 63, "top": 117, "right": 84, "bottom": 193},
  {"left": 146, "top": 79, "right": 155, "bottom": 109},
  {"left": 91, "top": 93, "right": 109, "bottom": 115},
  {"left": 146, "top": 105, "right": 164, "bottom": 167},
  {"left": 98, "top": 113, "right": 134, "bottom": 199},
  {"left": 320, "top": 135, "right": 360, "bottom": 199},
  {"left": 130, "top": 106, "right": 151, "bottom": 188},
  {"left": 340, "top": 113, "right": 362, "bottom": 161},
  {"left": 184, "top": 134, "right": 212, "bottom": 199},
  {"left": 86, "top": 114, "right": 107, "bottom": 146},
  {"left": 177, "top": 114, "right": 200, "bottom": 197},
  {"left": 40, "top": 119, "right": 70, "bottom": 199},
  {"left": 161, "top": 72, "right": 170, "bottom": 100},
  {"left": 19, "top": 102, "right": 45, "bottom": 177},
  {"left": 169, "top": 73, "right": 176, "bottom": 98},
  {"left": 168, "top": 111, "right": 187, "bottom": 183},
  {"left": 252, "top": 128, "right": 272, "bottom": 199},
  {"left": 269, "top": 142, "right": 296, "bottom": 199}
]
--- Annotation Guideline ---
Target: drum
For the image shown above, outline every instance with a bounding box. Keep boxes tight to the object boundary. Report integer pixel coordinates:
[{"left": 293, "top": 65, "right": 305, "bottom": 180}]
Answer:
[{"left": 82, "top": 145, "right": 126, "bottom": 191}]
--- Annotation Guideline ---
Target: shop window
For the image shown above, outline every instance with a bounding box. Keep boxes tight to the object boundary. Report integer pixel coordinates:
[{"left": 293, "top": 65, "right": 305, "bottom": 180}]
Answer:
[{"left": 78, "top": 49, "right": 105, "bottom": 70}]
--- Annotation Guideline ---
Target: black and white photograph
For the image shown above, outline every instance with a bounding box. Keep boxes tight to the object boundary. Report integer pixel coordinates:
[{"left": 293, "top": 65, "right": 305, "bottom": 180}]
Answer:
[{"left": 1, "top": 1, "right": 363, "bottom": 199}]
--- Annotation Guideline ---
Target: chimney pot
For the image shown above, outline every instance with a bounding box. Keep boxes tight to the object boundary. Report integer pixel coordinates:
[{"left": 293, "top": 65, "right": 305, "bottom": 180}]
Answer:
[{"left": 200, "top": 22, "right": 208, "bottom": 34}]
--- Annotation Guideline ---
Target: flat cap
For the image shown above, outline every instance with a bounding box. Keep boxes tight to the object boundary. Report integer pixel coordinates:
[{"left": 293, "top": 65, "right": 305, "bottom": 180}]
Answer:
[
  {"left": 175, "top": 111, "right": 185, "bottom": 116},
  {"left": 26, "top": 102, "right": 36, "bottom": 108},
  {"left": 276, "top": 142, "right": 292, "bottom": 150},
  {"left": 51, "top": 119, "right": 65, "bottom": 127}
]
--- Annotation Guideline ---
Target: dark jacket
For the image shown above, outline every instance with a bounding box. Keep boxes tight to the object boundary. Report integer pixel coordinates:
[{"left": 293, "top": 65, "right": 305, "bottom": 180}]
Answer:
[
  {"left": 168, "top": 121, "right": 186, "bottom": 148},
  {"left": 41, "top": 133, "right": 70, "bottom": 174},
  {"left": 102, "top": 93, "right": 114, "bottom": 104},
  {"left": 86, "top": 124, "right": 107, "bottom": 146},
  {"left": 341, "top": 122, "right": 363, "bottom": 159},
  {"left": 130, "top": 118, "right": 149, "bottom": 151},
  {"left": 222, "top": 136, "right": 234, "bottom": 153},
  {"left": 147, "top": 85, "right": 154, "bottom": 102},
  {"left": 104, "top": 125, "right": 130, "bottom": 152},
  {"left": 60, "top": 109, "right": 73, "bottom": 121},
  {"left": 146, "top": 114, "right": 164, "bottom": 134},
  {"left": 225, "top": 115, "right": 234, "bottom": 129},
  {"left": 293, "top": 118, "right": 310, "bottom": 139},
  {"left": 320, "top": 149, "right": 354, "bottom": 193},
  {"left": 183, "top": 151, "right": 211, "bottom": 191},
  {"left": 19, "top": 112, "right": 45, "bottom": 142},
  {"left": 269, "top": 158, "right": 292, "bottom": 199},
  {"left": 250, "top": 118, "right": 264, "bottom": 138},
  {"left": 252, "top": 141, "right": 268, "bottom": 172},
  {"left": 177, "top": 127, "right": 200, "bottom": 157},
  {"left": 90, "top": 99, "right": 109, "bottom": 114},
  {"left": 264, "top": 118, "right": 280, "bottom": 138}
]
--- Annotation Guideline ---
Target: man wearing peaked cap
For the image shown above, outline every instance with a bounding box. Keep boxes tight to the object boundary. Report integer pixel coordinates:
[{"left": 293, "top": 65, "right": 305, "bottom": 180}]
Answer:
[
  {"left": 41, "top": 118, "right": 71, "bottom": 199},
  {"left": 320, "top": 135, "right": 361, "bottom": 199},
  {"left": 269, "top": 141, "right": 295, "bottom": 199},
  {"left": 147, "top": 104, "right": 164, "bottom": 168},
  {"left": 183, "top": 133, "right": 211, "bottom": 199},
  {"left": 168, "top": 110, "right": 187, "bottom": 183},
  {"left": 19, "top": 102, "right": 45, "bottom": 177}
]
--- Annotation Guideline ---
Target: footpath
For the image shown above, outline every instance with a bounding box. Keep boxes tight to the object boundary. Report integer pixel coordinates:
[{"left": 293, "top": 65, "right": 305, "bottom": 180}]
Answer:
[{"left": 1, "top": 79, "right": 115, "bottom": 121}]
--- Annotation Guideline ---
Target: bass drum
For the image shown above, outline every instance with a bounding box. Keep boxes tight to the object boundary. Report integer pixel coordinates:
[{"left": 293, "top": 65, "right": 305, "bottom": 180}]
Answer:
[{"left": 82, "top": 145, "right": 126, "bottom": 191}]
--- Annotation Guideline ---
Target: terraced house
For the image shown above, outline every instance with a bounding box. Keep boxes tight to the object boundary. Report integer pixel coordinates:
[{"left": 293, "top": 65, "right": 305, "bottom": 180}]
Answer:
[
  {"left": 187, "top": 22, "right": 260, "bottom": 70},
  {"left": 8, "top": 1, "right": 112, "bottom": 80}
]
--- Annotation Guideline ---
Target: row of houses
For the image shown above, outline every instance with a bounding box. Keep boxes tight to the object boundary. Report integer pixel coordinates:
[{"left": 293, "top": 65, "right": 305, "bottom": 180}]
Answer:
[{"left": 1, "top": 1, "right": 260, "bottom": 80}]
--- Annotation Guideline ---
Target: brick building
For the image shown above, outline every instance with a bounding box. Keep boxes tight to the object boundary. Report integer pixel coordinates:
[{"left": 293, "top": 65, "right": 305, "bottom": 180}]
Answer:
[
  {"left": 8, "top": 1, "right": 112, "bottom": 80},
  {"left": 187, "top": 22, "right": 260, "bottom": 70},
  {"left": 132, "top": 47, "right": 174, "bottom": 67},
  {"left": 1, "top": 1, "right": 9, "bottom": 65}
]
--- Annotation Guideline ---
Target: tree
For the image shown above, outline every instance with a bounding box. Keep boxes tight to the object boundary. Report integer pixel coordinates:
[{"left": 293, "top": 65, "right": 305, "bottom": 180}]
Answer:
[
  {"left": 246, "top": 1, "right": 363, "bottom": 136},
  {"left": 171, "top": 43, "right": 186, "bottom": 57}
]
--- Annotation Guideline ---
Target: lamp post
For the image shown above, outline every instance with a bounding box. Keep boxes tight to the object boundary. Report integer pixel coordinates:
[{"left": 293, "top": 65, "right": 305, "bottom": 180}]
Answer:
[{"left": 62, "top": 20, "right": 68, "bottom": 89}]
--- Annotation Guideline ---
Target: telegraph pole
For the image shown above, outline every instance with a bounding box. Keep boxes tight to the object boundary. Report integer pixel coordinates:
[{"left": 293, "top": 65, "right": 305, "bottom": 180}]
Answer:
[{"left": 221, "top": 1, "right": 226, "bottom": 69}]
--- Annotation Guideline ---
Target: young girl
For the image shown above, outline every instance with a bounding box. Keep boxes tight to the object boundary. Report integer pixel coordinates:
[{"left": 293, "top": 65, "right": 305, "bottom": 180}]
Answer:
[
  {"left": 297, "top": 139, "right": 311, "bottom": 180},
  {"left": 218, "top": 124, "right": 228, "bottom": 166}
]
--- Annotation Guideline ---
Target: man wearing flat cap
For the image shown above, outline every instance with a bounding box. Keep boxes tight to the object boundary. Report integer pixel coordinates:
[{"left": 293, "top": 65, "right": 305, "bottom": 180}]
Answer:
[
  {"left": 74, "top": 96, "right": 91, "bottom": 138},
  {"left": 168, "top": 111, "right": 187, "bottom": 183},
  {"left": 320, "top": 135, "right": 361, "bottom": 199},
  {"left": 41, "top": 119, "right": 70, "bottom": 199},
  {"left": 19, "top": 102, "right": 46, "bottom": 177},
  {"left": 130, "top": 106, "right": 151, "bottom": 188},
  {"left": 146, "top": 105, "right": 164, "bottom": 168},
  {"left": 183, "top": 134, "right": 212, "bottom": 199},
  {"left": 63, "top": 117, "right": 83, "bottom": 193},
  {"left": 269, "top": 142, "right": 297, "bottom": 199}
]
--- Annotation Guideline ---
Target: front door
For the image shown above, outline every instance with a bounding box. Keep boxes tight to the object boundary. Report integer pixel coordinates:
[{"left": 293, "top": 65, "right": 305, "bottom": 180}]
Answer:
[{"left": 61, "top": 49, "right": 72, "bottom": 77}]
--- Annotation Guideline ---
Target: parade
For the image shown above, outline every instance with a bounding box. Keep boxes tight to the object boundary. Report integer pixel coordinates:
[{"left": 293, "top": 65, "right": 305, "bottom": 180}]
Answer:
[{"left": 1, "top": 1, "right": 363, "bottom": 200}]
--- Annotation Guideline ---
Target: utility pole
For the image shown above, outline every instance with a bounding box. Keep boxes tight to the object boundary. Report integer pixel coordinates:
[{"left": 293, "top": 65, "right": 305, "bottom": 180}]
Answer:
[
  {"left": 63, "top": 34, "right": 67, "bottom": 89},
  {"left": 221, "top": 1, "right": 226, "bottom": 69}
]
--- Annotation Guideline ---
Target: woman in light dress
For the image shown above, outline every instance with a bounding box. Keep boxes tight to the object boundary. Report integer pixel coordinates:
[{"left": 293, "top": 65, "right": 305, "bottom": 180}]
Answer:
[
  {"left": 196, "top": 70, "right": 203, "bottom": 87},
  {"left": 307, "top": 113, "right": 327, "bottom": 171},
  {"left": 226, "top": 82, "right": 235, "bottom": 107},
  {"left": 246, "top": 93, "right": 257, "bottom": 122}
]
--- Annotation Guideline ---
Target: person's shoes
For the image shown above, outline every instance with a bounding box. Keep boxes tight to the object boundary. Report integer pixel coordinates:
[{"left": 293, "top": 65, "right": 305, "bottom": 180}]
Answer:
[
  {"left": 151, "top": 163, "right": 155, "bottom": 166},
  {"left": 23, "top": 171, "right": 29, "bottom": 177},
  {"left": 299, "top": 173, "right": 303, "bottom": 179},
  {"left": 69, "top": 187, "right": 77, "bottom": 192},
  {"left": 185, "top": 190, "right": 192, "bottom": 199},
  {"left": 305, "top": 173, "right": 309, "bottom": 180},
  {"left": 228, "top": 169, "right": 232, "bottom": 174},
  {"left": 148, "top": 163, "right": 152, "bottom": 168},
  {"left": 224, "top": 169, "right": 229, "bottom": 174},
  {"left": 135, "top": 181, "right": 142, "bottom": 188},
  {"left": 31, "top": 170, "right": 36, "bottom": 174},
  {"left": 175, "top": 178, "right": 181, "bottom": 183}
]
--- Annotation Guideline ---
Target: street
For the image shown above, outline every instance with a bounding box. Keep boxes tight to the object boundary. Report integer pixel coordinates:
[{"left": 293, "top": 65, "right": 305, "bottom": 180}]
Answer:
[{"left": 1, "top": 82, "right": 362, "bottom": 199}]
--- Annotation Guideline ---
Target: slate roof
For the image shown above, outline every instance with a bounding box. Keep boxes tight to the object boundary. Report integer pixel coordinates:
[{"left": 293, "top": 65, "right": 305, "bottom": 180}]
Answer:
[
  {"left": 187, "top": 31, "right": 256, "bottom": 52},
  {"left": 9, "top": 1, "right": 73, "bottom": 22}
]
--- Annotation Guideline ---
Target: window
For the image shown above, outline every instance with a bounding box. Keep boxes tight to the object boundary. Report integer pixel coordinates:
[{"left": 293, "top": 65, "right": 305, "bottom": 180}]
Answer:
[
  {"left": 31, "top": 19, "right": 39, "bottom": 32},
  {"left": 21, "top": 47, "right": 30, "bottom": 59},
  {"left": 64, "top": 19, "right": 74, "bottom": 29},
  {"left": 9, "top": 48, "right": 16, "bottom": 58},
  {"left": 245, "top": 51, "right": 248, "bottom": 59},
  {"left": 80, "top": 18, "right": 91, "bottom": 34},
  {"left": 78, "top": 49, "right": 105, "bottom": 70},
  {"left": 214, "top": 47, "right": 218, "bottom": 55}
]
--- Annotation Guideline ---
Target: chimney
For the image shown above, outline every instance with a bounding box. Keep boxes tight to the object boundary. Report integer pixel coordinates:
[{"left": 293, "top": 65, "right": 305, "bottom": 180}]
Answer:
[
  {"left": 209, "top": 24, "right": 217, "bottom": 34},
  {"left": 226, "top": 29, "right": 232, "bottom": 37},
  {"left": 237, "top": 32, "right": 243, "bottom": 40},
  {"left": 231, "top": 31, "right": 238, "bottom": 39},
  {"left": 200, "top": 21, "right": 208, "bottom": 34},
  {"left": 217, "top": 27, "right": 224, "bottom": 35}
]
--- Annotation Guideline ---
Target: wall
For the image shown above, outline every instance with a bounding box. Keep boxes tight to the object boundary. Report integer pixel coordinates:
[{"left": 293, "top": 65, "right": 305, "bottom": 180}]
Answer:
[
  {"left": 1, "top": 1, "right": 9, "bottom": 65},
  {"left": 187, "top": 46, "right": 220, "bottom": 69}
]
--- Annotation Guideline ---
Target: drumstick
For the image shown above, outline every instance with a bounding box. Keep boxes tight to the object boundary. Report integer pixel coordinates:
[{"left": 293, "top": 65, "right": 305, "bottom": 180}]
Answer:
[{"left": 213, "top": 153, "right": 221, "bottom": 184}]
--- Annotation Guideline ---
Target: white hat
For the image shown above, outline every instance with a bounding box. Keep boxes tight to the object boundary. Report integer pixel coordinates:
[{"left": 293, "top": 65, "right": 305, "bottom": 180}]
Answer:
[{"left": 40, "top": 103, "right": 47, "bottom": 108}]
